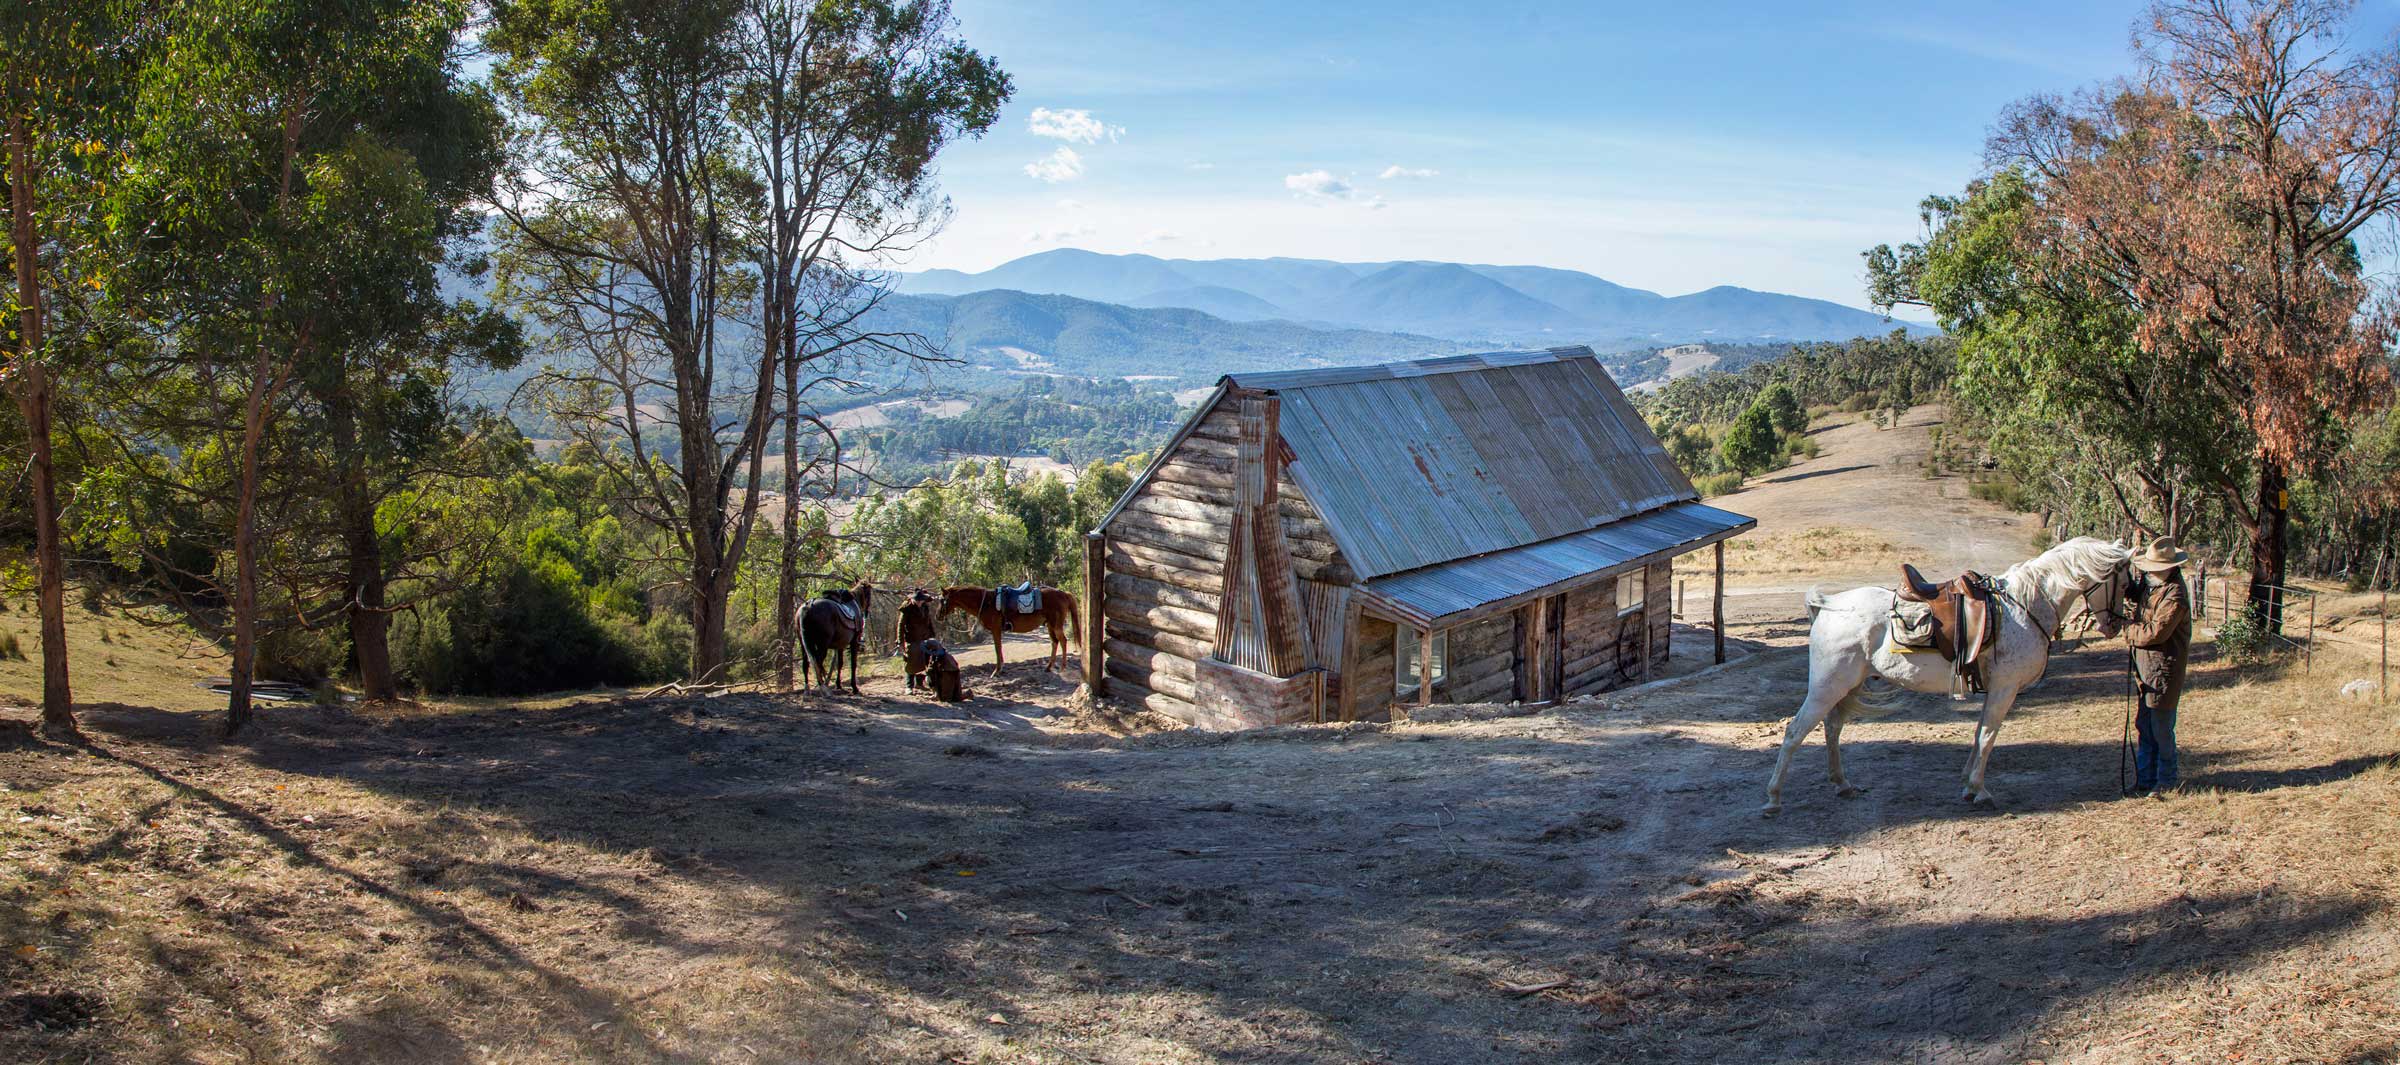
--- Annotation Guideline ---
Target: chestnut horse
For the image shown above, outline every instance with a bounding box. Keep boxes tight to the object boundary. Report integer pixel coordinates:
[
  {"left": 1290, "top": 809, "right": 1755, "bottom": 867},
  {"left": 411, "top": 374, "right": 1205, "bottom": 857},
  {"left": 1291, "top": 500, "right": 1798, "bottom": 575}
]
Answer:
[{"left": 938, "top": 585, "right": 1081, "bottom": 675}]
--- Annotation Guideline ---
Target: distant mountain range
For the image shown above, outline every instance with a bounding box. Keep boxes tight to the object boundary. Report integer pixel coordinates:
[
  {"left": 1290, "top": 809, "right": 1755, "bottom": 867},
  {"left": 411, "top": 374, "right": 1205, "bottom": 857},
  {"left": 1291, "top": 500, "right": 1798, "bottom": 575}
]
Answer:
[
  {"left": 860, "top": 289, "right": 1476, "bottom": 382},
  {"left": 899, "top": 249, "right": 1930, "bottom": 348}
]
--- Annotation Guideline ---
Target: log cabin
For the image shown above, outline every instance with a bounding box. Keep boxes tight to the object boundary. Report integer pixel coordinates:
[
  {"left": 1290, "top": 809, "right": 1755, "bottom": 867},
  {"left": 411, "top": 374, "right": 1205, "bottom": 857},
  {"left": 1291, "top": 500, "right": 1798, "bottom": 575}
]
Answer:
[{"left": 1079, "top": 346, "right": 1755, "bottom": 729}]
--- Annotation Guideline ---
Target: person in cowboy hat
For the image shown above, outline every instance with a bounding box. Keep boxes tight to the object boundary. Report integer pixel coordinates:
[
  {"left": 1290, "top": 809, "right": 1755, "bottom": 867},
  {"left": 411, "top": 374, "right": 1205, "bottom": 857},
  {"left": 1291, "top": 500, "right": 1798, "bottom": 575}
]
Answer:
[{"left": 2123, "top": 536, "right": 2193, "bottom": 796}]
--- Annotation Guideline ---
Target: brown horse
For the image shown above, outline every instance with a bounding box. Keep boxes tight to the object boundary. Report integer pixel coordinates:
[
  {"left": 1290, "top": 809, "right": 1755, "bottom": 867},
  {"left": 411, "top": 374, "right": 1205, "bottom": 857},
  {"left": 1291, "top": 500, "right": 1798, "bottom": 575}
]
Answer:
[
  {"left": 896, "top": 589, "right": 939, "bottom": 690},
  {"left": 938, "top": 585, "right": 1081, "bottom": 675},
  {"left": 798, "top": 579, "right": 874, "bottom": 692}
]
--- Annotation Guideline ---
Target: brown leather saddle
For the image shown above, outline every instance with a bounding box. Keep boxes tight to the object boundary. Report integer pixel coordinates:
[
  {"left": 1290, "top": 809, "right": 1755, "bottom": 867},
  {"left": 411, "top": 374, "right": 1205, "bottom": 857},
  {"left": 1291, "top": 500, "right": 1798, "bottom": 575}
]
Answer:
[{"left": 1897, "top": 563, "right": 1998, "bottom": 693}]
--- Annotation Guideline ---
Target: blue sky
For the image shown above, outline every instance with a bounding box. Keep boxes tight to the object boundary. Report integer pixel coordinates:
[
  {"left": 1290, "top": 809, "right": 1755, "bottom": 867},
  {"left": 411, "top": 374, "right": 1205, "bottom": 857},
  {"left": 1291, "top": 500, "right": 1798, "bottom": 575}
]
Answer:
[{"left": 902, "top": 0, "right": 2281, "bottom": 313}]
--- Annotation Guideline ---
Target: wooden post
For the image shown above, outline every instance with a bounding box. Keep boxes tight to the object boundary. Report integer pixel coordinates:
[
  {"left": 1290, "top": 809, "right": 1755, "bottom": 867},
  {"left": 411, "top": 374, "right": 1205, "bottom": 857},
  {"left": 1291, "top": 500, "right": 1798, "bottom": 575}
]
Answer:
[
  {"left": 1083, "top": 532, "right": 1107, "bottom": 696},
  {"left": 2195, "top": 563, "right": 2206, "bottom": 620},
  {"left": 1677, "top": 578, "right": 1686, "bottom": 620},
  {"left": 1336, "top": 595, "right": 1363, "bottom": 722},
  {"left": 1411, "top": 625, "right": 1434, "bottom": 720},
  {"left": 1713, "top": 541, "right": 1727, "bottom": 664},
  {"left": 1546, "top": 594, "right": 1565, "bottom": 704},
  {"left": 2381, "top": 591, "right": 2388, "bottom": 705}
]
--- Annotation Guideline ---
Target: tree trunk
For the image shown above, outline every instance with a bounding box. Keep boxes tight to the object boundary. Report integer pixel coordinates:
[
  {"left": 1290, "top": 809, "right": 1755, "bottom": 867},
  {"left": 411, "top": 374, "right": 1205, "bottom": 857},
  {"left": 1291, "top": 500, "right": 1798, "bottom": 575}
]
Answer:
[
  {"left": 344, "top": 507, "right": 395, "bottom": 700},
  {"left": 691, "top": 561, "right": 730, "bottom": 683},
  {"left": 6, "top": 106, "right": 73, "bottom": 738},
  {"left": 2248, "top": 455, "right": 2289, "bottom": 634},
  {"left": 227, "top": 359, "right": 273, "bottom": 735},
  {"left": 774, "top": 332, "right": 800, "bottom": 690}
]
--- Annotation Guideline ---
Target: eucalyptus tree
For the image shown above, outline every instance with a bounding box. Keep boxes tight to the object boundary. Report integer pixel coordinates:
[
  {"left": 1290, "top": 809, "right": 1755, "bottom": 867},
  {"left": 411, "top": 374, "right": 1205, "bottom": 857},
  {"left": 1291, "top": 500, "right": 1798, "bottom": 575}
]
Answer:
[
  {"left": 1988, "top": 0, "right": 2400, "bottom": 627},
  {"left": 1, "top": 0, "right": 137, "bottom": 737},
  {"left": 731, "top": 0, "right": 1007, "bottom": 687},
  {"left": 490, "top": 0, "right": 1004, "bottom": 683},
  {"left": 101, "top": 0, "right": 502, "bottom": 730}
]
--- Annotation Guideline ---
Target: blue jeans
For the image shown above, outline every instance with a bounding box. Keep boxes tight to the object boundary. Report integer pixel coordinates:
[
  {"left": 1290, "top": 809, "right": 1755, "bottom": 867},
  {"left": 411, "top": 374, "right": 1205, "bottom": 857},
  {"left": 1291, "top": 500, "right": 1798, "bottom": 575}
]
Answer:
[{"left": 2134, "top": 704, "right": 2178, "bottom": 790}]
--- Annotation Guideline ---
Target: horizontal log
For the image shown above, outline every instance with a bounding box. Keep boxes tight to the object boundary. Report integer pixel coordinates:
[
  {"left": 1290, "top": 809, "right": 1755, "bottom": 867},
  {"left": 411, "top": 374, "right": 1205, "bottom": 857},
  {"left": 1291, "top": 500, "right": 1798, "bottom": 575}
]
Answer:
[
  {"left": 1188, "top": 416, "right": 1241, "bottom": 445},
  {"left": 1108, "top": 655, "right": 1197, "bottom": 701},
  {"left": 1104, "top": 599, "right": 1218, "bottom": 643},
  {"left": 1147, "top": 478, "right": 1235, "bottom": 508},
  {"left": 1107, "top": 622, "right": 1214, "bottom": 662},
  {"left": 1105, "top": 571, "right": 1218, "bottom": 618},
  {"left": 1104, "top": 636, "right": 1197, "bottom": 682},
  {"left": 1149, "top": 460, "right": 1237, "bottom": 490},
  {"left": 1118, "top": 687, "right": 1201, "bottom": 724},
  {"left": 1176, "top": 435, "right": 1239, "bottom": 462},
  {"left": 1107, "top": 512, "right": 1230, "bottom": 561},
  {"left": 1106, "top": 540, "right": 1220, "bottom": 591},
  {"left": 1451, "top": 671, "right": 1518, "bottom": 705},
  {"left": 1126, "top": 493, "right": 1228, "bottom": 526}
]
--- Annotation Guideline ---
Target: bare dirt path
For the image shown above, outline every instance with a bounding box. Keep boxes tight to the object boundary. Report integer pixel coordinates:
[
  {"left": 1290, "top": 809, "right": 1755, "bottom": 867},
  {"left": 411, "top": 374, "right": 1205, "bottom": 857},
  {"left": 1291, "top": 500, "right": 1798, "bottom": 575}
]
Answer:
[{"left": 1698, "top": 407, "right": 2040, "bottom": 629}]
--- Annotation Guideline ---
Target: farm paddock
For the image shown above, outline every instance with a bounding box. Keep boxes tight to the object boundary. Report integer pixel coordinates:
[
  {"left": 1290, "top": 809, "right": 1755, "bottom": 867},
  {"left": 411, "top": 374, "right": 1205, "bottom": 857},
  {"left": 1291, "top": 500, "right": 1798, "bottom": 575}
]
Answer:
[{"left": 4, "top": 633, "right": 2396, "bottom": 1064}]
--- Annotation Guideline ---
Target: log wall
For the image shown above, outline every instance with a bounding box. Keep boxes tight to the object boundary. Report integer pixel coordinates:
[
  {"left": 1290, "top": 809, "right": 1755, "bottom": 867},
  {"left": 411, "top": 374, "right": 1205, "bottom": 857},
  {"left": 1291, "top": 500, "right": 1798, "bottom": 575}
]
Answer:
[
  {"left": 1351, "top": 615, "right": 1399, "bottom": 722},
  {"left": 1100, "top": 400, "right": 1355, "bottom": 727},
  {"left": 1442, "top": 613, "right": 1518, "bottom": 705}
]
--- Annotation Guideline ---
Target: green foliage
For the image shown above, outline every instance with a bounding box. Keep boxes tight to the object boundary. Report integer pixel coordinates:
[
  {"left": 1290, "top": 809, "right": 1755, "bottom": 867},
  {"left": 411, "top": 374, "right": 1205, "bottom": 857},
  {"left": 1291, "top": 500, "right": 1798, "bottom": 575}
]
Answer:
[
  {"left": 854, "top": 378, "right": 1178, "bottom": 485},
  {"left": 1758, "top": 382, "right": 1807, "bottom": 435},
  {"left": 1968, "top": 478, "right": 2037, "bottom": 513},
  {"left": 2212, "top": 609, "right": 2276, "bottom": 667},
  {"left": 1692, "top": 471, "right": 1745, "bottom": 498},
  {"left": 1718, "top": 404, "right": 1780, "bottom": 476}
]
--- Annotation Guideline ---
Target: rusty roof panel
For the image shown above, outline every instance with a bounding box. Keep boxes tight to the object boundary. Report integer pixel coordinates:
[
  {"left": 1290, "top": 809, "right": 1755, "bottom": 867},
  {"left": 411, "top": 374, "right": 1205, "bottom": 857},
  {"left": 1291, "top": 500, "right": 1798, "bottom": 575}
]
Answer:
[
  {"left": 1227, "top": 346, "right": 1707, "bottom": 579},
  {"left": 1362, "top": 502, "right": 1754, "bottom": 623}
]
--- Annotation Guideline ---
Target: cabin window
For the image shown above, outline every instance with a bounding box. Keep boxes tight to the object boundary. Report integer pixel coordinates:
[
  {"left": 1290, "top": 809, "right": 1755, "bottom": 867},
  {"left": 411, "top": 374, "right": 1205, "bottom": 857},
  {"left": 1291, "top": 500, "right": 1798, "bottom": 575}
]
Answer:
[
  {"left": 1396, "top": 628, "right": 1447, "bottom": 698},
  {"left": 1617, "top": 571, "right": 1645, "bottom": 615}
]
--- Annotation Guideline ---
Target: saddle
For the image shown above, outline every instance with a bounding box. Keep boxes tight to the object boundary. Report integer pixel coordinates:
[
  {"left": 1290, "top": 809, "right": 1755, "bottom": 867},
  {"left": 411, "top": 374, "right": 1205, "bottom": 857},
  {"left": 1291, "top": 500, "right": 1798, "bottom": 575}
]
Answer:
[
  {"left": 1895, "top": 563, "right": 1998, "bottom": 695},
  {"left": 995, "top": 581, "right": 1042, "bottom": 615}
]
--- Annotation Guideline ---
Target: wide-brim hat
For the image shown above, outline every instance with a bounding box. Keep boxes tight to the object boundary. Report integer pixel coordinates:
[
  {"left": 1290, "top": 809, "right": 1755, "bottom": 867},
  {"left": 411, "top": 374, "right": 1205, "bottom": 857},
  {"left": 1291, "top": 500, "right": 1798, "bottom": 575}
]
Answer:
[{"left": 2132, "top": 536, "right": 2189, "bottom": 573}]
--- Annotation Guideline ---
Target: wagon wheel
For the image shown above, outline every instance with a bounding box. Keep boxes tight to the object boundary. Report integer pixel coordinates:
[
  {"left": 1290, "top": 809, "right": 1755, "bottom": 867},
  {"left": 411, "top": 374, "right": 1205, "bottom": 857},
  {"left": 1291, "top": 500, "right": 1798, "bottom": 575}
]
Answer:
[{"left": 1616, "top": 619, "right": 1646, "bottom": 684}]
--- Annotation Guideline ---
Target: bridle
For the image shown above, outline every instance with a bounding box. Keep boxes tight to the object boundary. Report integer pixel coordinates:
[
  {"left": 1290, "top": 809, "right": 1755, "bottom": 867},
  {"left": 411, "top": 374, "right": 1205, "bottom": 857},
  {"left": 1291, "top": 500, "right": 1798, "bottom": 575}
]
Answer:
[{"left": 2058, "top": 561, "right": 2135, "bottom": 643}]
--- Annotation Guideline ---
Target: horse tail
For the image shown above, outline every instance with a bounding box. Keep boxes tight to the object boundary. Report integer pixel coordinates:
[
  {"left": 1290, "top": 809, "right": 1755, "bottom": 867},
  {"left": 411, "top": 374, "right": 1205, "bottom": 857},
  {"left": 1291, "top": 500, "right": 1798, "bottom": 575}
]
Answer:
[
  {"left": 1067, "top": 590, "right": 1082, "bottom": 649},
  {"left": 1837, "top": 680, "right": 1908, "bottom": 721},
  {"left": 1803, "top": 588, "right": 1828, "bottom": 621}
]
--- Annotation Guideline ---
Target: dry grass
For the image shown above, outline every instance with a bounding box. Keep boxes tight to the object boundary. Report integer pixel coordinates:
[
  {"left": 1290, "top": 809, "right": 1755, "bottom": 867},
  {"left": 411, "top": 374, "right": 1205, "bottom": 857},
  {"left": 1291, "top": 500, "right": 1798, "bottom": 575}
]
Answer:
[{"left": 1720, "top": 526, "right": 1905, "bottom": 579}]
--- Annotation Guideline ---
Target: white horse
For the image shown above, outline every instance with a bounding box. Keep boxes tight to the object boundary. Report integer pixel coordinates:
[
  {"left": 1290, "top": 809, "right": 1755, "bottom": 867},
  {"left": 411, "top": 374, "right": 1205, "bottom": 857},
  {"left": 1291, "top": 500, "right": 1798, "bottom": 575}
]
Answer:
[{"left": 1762, "top": 537, "right": 2134, "bottom": 815}]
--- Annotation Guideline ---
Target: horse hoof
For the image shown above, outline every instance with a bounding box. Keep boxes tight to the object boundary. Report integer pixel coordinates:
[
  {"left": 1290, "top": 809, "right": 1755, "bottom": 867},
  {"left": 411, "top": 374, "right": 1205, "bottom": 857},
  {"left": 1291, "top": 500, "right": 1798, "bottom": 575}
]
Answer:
[
  {"left": 1836, "top": 785, "right": 1863, "bottom": 799},
  {"left": 1760, "top": 803, "right": 1782, "bottom": 818},
  {"left": 1971, "top": 793, "right": 1998, "bottom": 808}
]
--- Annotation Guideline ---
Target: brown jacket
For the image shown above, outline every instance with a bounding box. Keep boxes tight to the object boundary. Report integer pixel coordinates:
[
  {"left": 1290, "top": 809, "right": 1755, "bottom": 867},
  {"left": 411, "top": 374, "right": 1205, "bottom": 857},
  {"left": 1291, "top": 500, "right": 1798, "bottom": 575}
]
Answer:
[{"left": 2126, "top": 573, "right": 2190, "bottom": 712}]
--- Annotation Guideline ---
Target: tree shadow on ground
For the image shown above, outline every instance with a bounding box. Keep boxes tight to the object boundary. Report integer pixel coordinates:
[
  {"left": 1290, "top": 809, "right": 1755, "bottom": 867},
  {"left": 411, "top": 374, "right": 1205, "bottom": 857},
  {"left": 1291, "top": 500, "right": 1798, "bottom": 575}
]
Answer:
[{"left": 13, "top": 663, "right": 2391, "bottom": 1063}]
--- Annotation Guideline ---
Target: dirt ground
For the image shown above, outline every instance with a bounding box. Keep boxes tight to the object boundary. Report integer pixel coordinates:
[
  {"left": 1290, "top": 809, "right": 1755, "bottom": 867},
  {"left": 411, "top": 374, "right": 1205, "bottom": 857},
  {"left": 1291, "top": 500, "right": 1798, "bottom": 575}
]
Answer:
[{"left": 5, "top": 410, "right": 2398, "bottom": 1064}]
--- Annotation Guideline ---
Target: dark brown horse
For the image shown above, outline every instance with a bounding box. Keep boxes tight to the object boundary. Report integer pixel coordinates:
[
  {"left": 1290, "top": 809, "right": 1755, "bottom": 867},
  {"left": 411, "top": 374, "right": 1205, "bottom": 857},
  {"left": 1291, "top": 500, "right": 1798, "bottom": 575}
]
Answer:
[
  {"left": 896, "top": 589, "right": 939, "bottom": 690},
  {"left": 798, "top": 579, "right": 875, "bottom": 692},
  {"left": 938, "top": 585, "right": 1080, "bottom": 675}
]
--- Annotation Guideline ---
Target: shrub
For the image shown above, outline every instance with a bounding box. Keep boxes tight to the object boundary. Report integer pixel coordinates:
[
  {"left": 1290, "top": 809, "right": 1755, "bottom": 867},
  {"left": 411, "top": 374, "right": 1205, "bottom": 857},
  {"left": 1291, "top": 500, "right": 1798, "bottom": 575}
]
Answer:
[
  {"left": 1693, "top": 471, "right": 1745, "bottom": 497},
  {"left": 2213, "top": 608, "right": 2277, "bottom": 666},
  {"left": 1969, "top": 478, "right": 2038, "bottom": 512},
  {"left": 0, "top": 630, "right": 21, "bottom": 660},
  {"left": 1718, "top": 404, "right": 1780, "bottom": 475}
]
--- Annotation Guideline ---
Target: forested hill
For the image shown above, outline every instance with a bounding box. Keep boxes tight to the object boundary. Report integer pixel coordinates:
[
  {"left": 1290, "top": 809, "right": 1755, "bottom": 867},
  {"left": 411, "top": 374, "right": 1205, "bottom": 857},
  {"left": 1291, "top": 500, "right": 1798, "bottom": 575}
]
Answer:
[
  {"left": 858, "top": 288, "right": 1474, "bottom": 381},
  {"left": 900, "top": 248, "right": 1937, "bottom": 348}
]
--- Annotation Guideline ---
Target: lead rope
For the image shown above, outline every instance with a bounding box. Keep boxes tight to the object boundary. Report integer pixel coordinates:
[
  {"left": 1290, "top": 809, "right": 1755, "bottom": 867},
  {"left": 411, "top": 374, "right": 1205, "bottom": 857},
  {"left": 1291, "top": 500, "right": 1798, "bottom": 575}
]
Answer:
[{"left": 2120, "top": 644, "right": 2136, "bottom": 796}]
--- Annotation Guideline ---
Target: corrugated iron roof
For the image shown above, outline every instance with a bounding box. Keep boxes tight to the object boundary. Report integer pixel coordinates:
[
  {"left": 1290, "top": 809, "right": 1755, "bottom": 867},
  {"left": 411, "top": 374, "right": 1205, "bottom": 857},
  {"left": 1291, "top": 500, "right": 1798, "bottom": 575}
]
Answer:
[
  {"left": 1231, "top": 346, "right": 1701, "bottom": 579},
  {"left": 1360, "top": 501, "right": 1755, "bottom": 624}
]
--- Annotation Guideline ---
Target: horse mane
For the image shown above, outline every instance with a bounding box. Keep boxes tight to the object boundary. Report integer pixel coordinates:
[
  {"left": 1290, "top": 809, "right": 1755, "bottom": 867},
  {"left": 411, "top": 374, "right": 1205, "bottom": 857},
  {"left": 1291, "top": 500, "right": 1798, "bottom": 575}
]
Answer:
[{"left": 1999, "top": 536, "right": 2129, "bottom": 602}]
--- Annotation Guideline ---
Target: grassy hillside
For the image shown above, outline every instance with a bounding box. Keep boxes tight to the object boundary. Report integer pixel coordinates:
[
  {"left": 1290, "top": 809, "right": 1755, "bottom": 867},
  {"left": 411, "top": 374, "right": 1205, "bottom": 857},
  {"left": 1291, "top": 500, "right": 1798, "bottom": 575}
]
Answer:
[{"left": 0, "top": 590, "right": 226, "bottom": 713}]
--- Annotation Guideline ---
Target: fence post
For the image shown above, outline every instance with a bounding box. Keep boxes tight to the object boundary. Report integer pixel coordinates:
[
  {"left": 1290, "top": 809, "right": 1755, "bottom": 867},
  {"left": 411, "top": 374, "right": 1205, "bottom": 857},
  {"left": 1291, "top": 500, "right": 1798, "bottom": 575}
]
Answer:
[
  {"left": 2382, "top": 591, "right": 2389, "bottom": 705},
  {"left": 1713, "top": 541, "right": 1727, "bottom": 665},
  {"left": 2306, "top": 593, "right": 2315, "bottom": 673},
  {"left": 1678, "top": 579, "right": 1686, "bottom": 621}
]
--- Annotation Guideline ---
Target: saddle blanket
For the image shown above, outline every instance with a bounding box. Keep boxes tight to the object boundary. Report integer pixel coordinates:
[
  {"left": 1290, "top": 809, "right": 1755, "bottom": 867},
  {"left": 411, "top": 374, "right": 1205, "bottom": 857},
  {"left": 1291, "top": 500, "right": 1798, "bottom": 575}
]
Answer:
[{"left": 996, "top": 583, "right": 1043, "bottom": 614}]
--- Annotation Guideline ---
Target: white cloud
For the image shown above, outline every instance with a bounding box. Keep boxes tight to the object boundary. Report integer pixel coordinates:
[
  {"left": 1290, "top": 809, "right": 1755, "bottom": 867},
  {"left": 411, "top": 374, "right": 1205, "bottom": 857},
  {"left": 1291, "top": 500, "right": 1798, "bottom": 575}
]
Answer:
[
  {"left": 1187, "top": 161, "right": 1216, "bottom": 171},
  {"left": 1144, "top": 229, "right": 1184, "bottom": 244},
  {"left": 1055, "top": 198, "right": 1085, "bottom": 210},
  {"left": 1023, "top": 147, "right": 1084, "bottom": 183},
  {"left": 1285, "top": 170, "right": 1385, "bottom": 208},
  {"left": 1284, "top": 169, "right": 1353, "bottom": 200},
  {"left": 1027, "top": 107, "right": 1122, "bottom": 144},
  {"left": 1380, "top": 165, "right": 1439, "bottom": 179}
]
